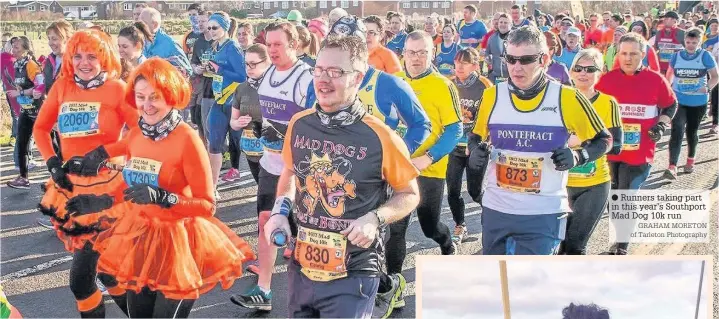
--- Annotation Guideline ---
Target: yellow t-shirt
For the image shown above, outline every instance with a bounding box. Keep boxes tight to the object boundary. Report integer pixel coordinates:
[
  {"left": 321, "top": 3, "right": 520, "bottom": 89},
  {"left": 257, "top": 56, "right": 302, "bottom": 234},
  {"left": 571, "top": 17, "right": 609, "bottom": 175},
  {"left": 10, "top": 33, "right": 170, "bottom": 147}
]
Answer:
[
  {"left": 396, "top": 69, "right": 461, "bottom": 179},
  {"left": 567, "top": 92, "right": 622, "bottom": 188}
]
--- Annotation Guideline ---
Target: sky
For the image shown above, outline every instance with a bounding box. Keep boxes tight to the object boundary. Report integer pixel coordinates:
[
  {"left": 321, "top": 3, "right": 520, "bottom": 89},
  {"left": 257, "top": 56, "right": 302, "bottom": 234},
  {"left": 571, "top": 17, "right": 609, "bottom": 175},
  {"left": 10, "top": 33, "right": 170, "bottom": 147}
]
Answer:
[{"left": 421, "top": 259, "right": 709, "bottom": 319}]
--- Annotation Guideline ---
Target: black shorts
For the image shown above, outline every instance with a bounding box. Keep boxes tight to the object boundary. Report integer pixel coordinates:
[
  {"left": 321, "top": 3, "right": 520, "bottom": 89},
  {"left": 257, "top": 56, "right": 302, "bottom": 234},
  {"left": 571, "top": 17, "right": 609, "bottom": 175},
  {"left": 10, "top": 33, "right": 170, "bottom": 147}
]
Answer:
[{"left": 257, "top": 166, "right": 280, "bottom": 213}]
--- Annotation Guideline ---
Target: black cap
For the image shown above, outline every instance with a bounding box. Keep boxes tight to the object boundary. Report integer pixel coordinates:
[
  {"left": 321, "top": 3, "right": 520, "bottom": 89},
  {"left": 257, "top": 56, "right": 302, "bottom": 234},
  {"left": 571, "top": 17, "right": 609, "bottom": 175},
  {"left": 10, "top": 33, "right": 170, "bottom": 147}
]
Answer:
[
  {"left": 662, "top": 11, "right": 680, "bottom": 20},
  {"left": 702, "top": 9, "right": 710, "bottom": 14}
]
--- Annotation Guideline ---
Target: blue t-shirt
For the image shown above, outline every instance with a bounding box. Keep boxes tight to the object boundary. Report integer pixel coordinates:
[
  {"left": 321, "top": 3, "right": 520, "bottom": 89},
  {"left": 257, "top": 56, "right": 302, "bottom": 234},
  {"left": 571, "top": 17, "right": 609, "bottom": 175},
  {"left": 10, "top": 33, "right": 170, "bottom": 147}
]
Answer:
[
  {"left": 457, "top": 20, "right": 488, "bottom": 49},
  {"left": 210, "top": 39, "right": 246, "bottom": 105},
  {"left": 386, "top": 31, "right": 408, "bottom": 57},
  {"left": 553, "top": 47, "right": 581, "bottom": 69},
  {"left": 702, "top": 35, "right": 718, "bottom": 52},
  {"left": 669, "top": 49, "right": 716, "bottom": 106}
]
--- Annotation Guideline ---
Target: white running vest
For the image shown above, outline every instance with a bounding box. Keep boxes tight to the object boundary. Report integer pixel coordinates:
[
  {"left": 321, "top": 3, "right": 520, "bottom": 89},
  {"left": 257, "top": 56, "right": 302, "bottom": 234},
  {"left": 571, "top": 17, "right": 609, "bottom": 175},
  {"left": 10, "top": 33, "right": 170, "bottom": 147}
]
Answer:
[
  {"left": 257, "top": 62, "right": 312, "bottom": 175},
  {"left": 483, "top": 81, "right": 571, "bottom": 215}
]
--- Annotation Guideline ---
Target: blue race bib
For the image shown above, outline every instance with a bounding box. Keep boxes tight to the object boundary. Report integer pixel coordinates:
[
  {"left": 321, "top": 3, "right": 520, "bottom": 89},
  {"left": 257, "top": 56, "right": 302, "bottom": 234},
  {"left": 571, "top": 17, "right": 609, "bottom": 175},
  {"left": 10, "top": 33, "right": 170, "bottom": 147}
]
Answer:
[
  {"left": 212, "top": 74, "right": 223, "bottom": 101},
  {"left": 17, "top": 95, "right": 34, "bottom": 110},
  {"left": 57, "top": 102, "right": 100, "bottom": 138},
  {"left": 241, "top": 129, "right": 263, "bottom": 157},
  {"left": 122, "top": 158, "right": 162, "bottom": 187}
]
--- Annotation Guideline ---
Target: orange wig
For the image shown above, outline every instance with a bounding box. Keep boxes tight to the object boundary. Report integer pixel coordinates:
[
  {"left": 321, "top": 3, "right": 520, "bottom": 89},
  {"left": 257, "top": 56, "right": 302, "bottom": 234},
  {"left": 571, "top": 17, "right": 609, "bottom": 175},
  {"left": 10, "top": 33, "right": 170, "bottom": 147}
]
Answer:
[
  {"left": 60, "top": 29, "right": 122, "bottom": 82},
  {"left": 125, "top": 57, "right": 191, "bottom": 109}
]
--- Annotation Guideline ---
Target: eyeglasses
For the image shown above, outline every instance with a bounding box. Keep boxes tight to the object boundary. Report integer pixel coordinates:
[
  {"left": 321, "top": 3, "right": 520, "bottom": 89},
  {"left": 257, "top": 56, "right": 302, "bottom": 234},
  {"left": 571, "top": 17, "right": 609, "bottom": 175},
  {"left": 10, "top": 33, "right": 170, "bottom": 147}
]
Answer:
[
  {"left": 208, "top": 26, "right": 221, "bottom": 31},
  {"left": 309, "top": 67, "right": 356, "bottom": 79},
  {"left": 503, "top": 53, "right": 543, "bottom": 65},
  {"left": 367, "top": 30, "right": 380, "bottom": 36},
  {"left": 246, "top": 59, "right": 266, "bottom": 69},
  {"left": 572, "top": 65, "right": 601, "bottom": 73},
  {"left": 403, "top": 50, "right": 430, "bottom": 58}
]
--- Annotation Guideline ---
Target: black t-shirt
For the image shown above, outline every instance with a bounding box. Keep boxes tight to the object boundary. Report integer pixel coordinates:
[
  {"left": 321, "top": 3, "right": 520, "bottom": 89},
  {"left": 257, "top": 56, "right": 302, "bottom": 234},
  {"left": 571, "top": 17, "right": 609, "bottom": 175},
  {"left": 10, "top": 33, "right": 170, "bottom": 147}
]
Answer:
[
  {"left": 190, "top": 35, "right": 215, "bottom": 99},
  {"left": 452, "top": 74, "right": 490, "bottom": 156},
  {"left": 284, "top": 103, "right": 418, "bottom": 278}
]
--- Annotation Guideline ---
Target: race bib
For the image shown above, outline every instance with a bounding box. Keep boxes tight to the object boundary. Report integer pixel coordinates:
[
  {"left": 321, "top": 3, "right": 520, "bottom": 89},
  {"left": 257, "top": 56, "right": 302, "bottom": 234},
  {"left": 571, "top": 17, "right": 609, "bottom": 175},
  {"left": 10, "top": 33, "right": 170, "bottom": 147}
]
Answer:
[
  {"left": 569, "top": 161, "right": 597, "bottom": 178},
  {"left": 295, "top": 226, "right": 348, "bottom": 282},
  {"left": 58, "top": 102, "right": 101, "bottom": 138},
  {"left": 212, "top": 74, "right": 223, "bottom": 100},
  {"left": 241, "top": 129, "right": 263, "bottom": 157},
  {"left": 495, "top": 153, "right": 543, "bottom": 194},
  {"left": 17, "top": 96, "right": 33, "bottom": 110},
  {"left": 658, "top": 49, "right": 673, "bottom": 62},
  {"left": 676, "top": 78, "right": 701, "bottom": 94},
  {"left": 122, "top": 158, "right": 162, "bottom": 187},
  {"left": 438, "top": 63, "right": 454, "bottom": 76},
  {"left": 395, "top": 124, "right": 407, "bottom": 138},
  {"left": 623, "top": 123, "right": 641, "bottom": 151}
]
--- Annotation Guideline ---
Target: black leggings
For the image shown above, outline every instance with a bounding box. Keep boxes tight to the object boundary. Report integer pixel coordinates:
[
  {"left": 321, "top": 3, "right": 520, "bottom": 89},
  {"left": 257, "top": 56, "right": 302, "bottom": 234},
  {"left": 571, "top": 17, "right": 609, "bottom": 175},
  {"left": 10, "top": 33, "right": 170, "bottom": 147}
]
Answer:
[
  {"left": 229, "top": 137, "right": 240, "bottom": 169},
  {"left": 561, "top": 182, "right": 611, "bottom": 255},
  {"left": 247, "top": 159, "right": 260, "bottom": 184},
  {"left": 669, "top": 104, "right": 707, "bottom": 165},
  {"left": 126, "top": 287, "right": 195, "bottom": 318},
  {"left": 70, "top": 242, "right": 104, "bottom": 318},
  {"left": 711, "top": 85, "right": 717, "bottom": 126},
  {"left": 16, "top": 113, "right": 35, "bottom": 178},
  {"left": 446, "top": 153, "right": 487, "bottom": 226}
]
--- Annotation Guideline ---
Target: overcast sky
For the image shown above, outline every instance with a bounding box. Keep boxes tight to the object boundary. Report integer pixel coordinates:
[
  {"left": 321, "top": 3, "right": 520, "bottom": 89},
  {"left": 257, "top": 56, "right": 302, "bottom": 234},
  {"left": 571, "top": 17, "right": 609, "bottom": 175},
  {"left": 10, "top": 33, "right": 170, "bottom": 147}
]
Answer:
[{"left": 421, "top": 259, "right": 709, "bottom": 319}]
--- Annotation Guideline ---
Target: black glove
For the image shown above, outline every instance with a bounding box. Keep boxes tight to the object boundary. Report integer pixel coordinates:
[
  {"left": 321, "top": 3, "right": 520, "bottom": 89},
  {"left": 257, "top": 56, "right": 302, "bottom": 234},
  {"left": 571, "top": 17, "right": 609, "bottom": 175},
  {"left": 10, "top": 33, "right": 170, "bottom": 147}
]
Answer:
[
  {"left": 647, "top": 121, "right": 668, "bottom": 142},
  {"left": 65, "top": 194, "right": 114, "bottom": 216},
  {"left": 79, "top": 146, "right": 109, "bottom": 176},
  {"left": 123, "top": 184, "right": 177, "bottom": 208},
  {"left": 551, "top": 147, "right": 583, "bottom": 171},
  {"left": 47, "top": 156, "right": 73, "bottom": 191}
]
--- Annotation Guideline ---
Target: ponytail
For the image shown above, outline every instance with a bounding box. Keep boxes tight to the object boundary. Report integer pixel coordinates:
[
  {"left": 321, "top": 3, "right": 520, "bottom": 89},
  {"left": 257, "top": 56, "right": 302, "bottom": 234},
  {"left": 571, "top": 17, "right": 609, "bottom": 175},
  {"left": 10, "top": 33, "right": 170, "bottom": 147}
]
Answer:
[
  {"left": 119, "top": 22, "right": 153, "bottom": 50},
  {"left": 228, "top": 17, "right": 239, "bottom": 40},
  {"left": 308, "top": 32, "right": 319, "bottom": 57},
  {"left": 134, "top": 21, "right": 154, "bottom": 43}
]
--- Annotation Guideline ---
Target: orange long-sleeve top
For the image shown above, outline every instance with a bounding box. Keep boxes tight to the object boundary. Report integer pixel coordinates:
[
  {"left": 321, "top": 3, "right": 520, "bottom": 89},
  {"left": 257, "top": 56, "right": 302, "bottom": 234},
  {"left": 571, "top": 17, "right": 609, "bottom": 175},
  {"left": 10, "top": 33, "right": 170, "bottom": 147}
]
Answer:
[
  {"left": 104, "top": 122, "right": 216, "bottom": 218},
  {"left": 33, "top": 78, "right": 139, "bottom": 162}
]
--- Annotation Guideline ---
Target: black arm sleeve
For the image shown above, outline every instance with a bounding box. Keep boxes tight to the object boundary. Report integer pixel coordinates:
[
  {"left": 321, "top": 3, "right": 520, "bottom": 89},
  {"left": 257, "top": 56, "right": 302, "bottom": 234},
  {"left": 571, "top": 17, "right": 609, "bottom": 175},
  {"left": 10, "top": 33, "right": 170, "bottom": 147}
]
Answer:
[
  {"left": 660, "top": 100, "right": 678, "bottom": 119},
  {"left": 580, "top": 128, "right": 612, "bottom": 163},
  {"left": 606, "top": 127, "right": 623, "bottom": 155}
]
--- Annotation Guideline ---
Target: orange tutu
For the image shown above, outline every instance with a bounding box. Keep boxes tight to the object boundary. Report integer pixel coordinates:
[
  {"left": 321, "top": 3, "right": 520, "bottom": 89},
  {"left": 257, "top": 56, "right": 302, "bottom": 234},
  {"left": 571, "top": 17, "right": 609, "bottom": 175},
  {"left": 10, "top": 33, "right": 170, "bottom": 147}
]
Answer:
[
  {"left": 38, "top": 169, "right": 125, "bottom": 252},
  {"left": 95, "top": 207, "right": 256, "bottom": 300}
]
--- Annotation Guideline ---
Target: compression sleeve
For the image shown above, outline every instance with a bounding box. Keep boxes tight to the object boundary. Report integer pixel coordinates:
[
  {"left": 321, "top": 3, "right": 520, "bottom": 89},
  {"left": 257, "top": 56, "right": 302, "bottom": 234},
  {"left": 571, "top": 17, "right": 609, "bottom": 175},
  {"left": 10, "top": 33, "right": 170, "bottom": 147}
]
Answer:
[
  {"left": 579, "top": 129, "right": 612, "bottom": 163},
  {"left": 427, "top": 122, "right": 462, "bottom": 161},
  {"left": 607, "top": 127, "right": 623, "bottom": 155},
  {"left": 661, "top": 100, "right": 678, "bottom": 118},
  {"left": 171, "top": 128, "right": 216, "bottom": 217}
]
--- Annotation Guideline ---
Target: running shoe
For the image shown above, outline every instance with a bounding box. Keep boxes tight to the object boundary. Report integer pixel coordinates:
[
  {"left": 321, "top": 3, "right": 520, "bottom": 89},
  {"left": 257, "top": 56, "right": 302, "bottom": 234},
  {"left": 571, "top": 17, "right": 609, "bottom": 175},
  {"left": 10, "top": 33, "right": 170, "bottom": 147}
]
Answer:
[
  {"left": 96, "top": 278, "right": 109, "bottom": 296},
  {"left": 663, "top": 167, "right": 677, "bottom": 180},
  {"left": 452, "top": 224, "right": 467, "bottom": 243},
  {"left": 230, "top": 285, "right": 272, "bottom": 311},
  {"left": 392, "top": 273, "right": 407, "bottom": 309},
  {"left": 221, "top": 168, "right": 241, "bottom": 182},
  {"left": 36, "top": 217, "right": 54, "bottom": 230},
  {"left": 6, "top": 176, "right": 29, "bottom": 189},
  {"left": 600, "top": 243, "right": 628, "bottom": 255},
  {"left": 709, "top": 125, "right": 718, "bottom": 135},
  {"left": 684, "top": 163, "right": 695, "bottom": 174},
  {"left": 373, "top": 273, "right": 404, "bottom": 318}
]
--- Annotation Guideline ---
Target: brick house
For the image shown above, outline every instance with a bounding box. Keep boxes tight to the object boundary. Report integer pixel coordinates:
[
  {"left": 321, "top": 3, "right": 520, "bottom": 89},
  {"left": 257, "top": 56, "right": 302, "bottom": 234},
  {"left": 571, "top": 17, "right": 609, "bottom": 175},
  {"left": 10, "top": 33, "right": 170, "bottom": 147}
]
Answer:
[
  {"left": 56, "top": 1, "right": 99, "bottom": 20},
  {"left": 95, "top": 0, "right": 166, "bottom": 20},
  {"left": 4, "top": 1, "right": 63, "bottom": 16}
]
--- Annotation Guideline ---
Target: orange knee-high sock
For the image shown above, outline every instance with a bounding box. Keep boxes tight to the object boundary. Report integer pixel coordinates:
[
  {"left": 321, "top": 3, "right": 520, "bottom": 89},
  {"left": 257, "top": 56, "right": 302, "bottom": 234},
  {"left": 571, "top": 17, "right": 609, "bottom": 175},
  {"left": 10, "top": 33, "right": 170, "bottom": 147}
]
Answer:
[{"left": 76, "top": 290, "right": 104, "bottom": 318}]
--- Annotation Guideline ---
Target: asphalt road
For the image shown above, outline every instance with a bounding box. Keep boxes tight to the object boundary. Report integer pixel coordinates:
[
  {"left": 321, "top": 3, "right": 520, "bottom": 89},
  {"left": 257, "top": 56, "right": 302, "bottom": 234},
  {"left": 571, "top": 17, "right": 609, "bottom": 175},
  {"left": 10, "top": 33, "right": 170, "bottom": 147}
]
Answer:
[{"left": 1, "top": 120, "right": 717, "bottom": 318}]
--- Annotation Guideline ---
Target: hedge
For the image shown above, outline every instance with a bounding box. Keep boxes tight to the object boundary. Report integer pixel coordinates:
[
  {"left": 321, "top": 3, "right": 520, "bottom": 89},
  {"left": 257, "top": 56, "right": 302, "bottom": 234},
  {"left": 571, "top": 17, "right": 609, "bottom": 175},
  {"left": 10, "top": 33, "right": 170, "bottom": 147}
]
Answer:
[{"left": 2, "top": 19, "right": 277, "bottom": 36}]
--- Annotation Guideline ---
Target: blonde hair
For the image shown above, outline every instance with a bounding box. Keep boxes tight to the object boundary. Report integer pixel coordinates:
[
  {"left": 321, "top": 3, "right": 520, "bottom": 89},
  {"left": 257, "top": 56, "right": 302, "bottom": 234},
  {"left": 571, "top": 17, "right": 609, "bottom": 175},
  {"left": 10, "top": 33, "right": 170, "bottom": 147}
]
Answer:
[{"left": 571, "top": 48, "right": 603, "bottom": 70}]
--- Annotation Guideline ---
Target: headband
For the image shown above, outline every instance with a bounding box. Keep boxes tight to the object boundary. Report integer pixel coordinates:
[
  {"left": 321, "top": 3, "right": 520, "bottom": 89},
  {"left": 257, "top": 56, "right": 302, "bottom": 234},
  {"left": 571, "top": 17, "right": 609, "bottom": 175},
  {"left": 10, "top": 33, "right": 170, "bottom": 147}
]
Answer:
[{"left": 209, "top": 13, "right": 230, "bottom": 32}]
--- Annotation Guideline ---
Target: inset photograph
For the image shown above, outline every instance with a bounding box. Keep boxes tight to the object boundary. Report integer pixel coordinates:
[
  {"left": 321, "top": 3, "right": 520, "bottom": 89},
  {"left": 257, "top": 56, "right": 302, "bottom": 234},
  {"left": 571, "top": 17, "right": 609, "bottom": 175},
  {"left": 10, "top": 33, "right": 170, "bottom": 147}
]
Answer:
[{"left": 417, "top": 256, "right": 712, "bottom": 319}]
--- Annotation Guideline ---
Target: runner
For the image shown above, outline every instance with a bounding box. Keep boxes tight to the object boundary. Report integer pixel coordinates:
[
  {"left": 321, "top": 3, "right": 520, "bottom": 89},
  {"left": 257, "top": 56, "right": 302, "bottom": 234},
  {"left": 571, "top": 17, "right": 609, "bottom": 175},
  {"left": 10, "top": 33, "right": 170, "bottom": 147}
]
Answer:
[
  {"left": 5, "top": 37, "right": 42, "bottom": 190},
  {"left": 263, "top": 34, "right": 421, "bottom": 319},
  {"left": 434, "top": 24, "right": 460, "bottom": 77},
  {"left": 203, "top": 12, "right": 246, "bottom": 192},
  {"left": 189, "top": 9, "right": 215, "bottom": 148},
  {"left": 379, "top": 31, "right": 463, "bottom": 317},
  {"left": 470, "top": 26, "right": 611, "bottom": 255},
  {"left": 363, "top": 15, "right": 402, "bottom": 74},
  {"left": 132, "top": 3, "right": 146, "bottom": 22},
  {"left": 600, "top": 14, "right": 623, "bottom": 52},
  {"left": 237, "top": 21, "right": 255, "bottom": 51},
  {"left": 424, "top": 16, "right": 442, "bottom": 46},
  {"left": 117, "top": 22, "right": 151, "bottom": 81},
  {"left": 457, "top": 5, "right": 488, "bottom": 49},
  {"left": 603, "top": 26, "right": 627, "bottom": 72},
  {"left": 231, "top": 21, "right": 313, "bottom": 311},
  {"left": 554, "top": 26, "right": 582, "bottom": 68},
  {"left": 76, "top": 58, "right": 255, "bottom": 318},
  {"left": 181, "top": 3, "right": 204, "bottom": 58},
  {"left": 562, "top": 48, "right": 623, "bottom": 255},
  {"left": 584, "top": 14, "right": 604, "bottom": 48},
  {"left": 610, "top": 21, "right": 661, "bottom": 72},
  {"left": 664, "top": 28, "right": 718, "bottom": 179},
  {"left": 296, "top": 25, "right": 319, "bottom": 66},
  {"left": 308, "top": 18, "right": 328, "bottom": 43},
  {"left": 654, "top": 11, "right": 686, "bottom": 74},
  {"left": 485, "top": 14, "right": 511, "bottom": 84},
  {"left": 510, "top": 4, "right": 530, "bottom": 29},
  {"left": 229, "top": 43, "right": 270, "bottom": 189},
  {"left": 386, "top": 12, "right": 408, "bottom": 57},
  {"left": 35, "top": 20, "right": 74, "bottom": 229},
  {"left": 543, "top": 31, "right": 572, "bottom": 85},
  {"left": 595, "top": 33, "right": 678, "bottom": 255},
  {"left": 445, "top": 47, "right": 493, "bottom": 245},
  {"left": 32, "top": 29, "right": 138, "bottom": 317},
  {"left": 139, "top": 7, "right": 191, "bottom": 74}
]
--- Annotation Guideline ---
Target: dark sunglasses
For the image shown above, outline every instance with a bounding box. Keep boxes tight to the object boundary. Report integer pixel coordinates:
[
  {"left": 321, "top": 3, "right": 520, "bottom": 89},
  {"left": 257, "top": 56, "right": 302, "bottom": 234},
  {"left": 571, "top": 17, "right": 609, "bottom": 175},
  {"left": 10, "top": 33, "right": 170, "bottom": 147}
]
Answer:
[
  {"left": 208, "top": 26, "right": 221, "bottom": 31},
  {"left": 503, "top": 53, "right": 544, "bottom": 65},
  {"left": 572, "top": 65, "right": 601, "bottom": 73}
]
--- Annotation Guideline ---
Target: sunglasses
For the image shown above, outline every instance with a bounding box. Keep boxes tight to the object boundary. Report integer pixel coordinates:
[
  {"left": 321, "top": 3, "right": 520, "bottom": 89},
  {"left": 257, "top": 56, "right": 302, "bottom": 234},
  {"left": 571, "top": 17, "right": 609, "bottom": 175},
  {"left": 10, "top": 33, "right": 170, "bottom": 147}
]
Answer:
[
  {"left": 503, "top": 53, "right": 543, "bottom": 65},
  {"left": 572, "top": 65, "right": 601, "bottom": 73},
  {"left": 208, "top": 26, "right": 221, "bottom": 31}
]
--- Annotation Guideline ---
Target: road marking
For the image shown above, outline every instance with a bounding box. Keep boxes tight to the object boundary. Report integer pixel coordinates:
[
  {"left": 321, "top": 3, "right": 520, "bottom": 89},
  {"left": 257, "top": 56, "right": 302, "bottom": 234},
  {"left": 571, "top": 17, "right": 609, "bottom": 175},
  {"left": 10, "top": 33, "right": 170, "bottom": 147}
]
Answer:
[
  {"left": 0, "top": 255, "right": 72, "bottom": 283},
  {"left": 0, "top": 226, "right": 52, "bottom": 239}
]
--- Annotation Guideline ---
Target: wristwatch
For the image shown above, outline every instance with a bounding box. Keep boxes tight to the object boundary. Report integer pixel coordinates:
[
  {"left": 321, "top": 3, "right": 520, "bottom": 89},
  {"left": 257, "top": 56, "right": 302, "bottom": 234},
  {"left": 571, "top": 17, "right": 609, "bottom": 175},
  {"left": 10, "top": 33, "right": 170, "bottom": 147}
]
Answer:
[
  {"left": 578, "top": 148, "right": 589, "bottom": 165},
  {"left": 425, "top": 151, "right": 435, "bottom": 163},
  {"left": 371, "top": 210, "right": 387, "bottom": 228}
]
